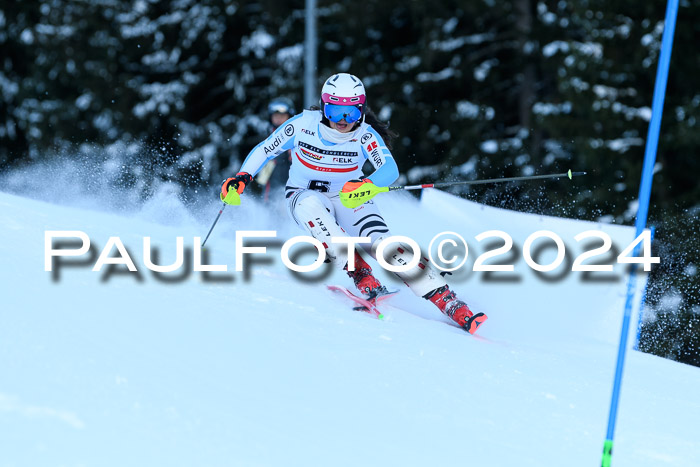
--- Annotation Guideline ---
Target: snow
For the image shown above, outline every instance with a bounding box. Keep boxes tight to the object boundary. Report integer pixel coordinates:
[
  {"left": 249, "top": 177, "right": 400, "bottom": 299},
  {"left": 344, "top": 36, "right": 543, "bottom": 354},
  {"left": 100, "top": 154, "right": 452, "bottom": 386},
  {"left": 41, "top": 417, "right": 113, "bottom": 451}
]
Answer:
[
  {"left": 276, "top": 44, "right": 304, "bottom": 74},
  {"left": 20, "top": 28, "right": 35, "bottom": 45},
  {"left": 429, "top": 33, "right": 494, "bottom": 52},
  {"left": 395, "top": 56, "right": 421, "bottom": 72},
  {"left": 240, "top": 28, "right": 275, "bottom": 59},
  {"left": 1, "top": 179, "right": 700, "bottom": 467},
  {"left": 442, "top": 18, "right": 458, "bottom": 34},
  {"left": 456, "top": 100, "right": 480, "bottom": 119},
  {"left": 606, "top": 137, "right": 644, "bottom": 152},
  {"left": 480, "top": 140, "right": 498, "bottom": 153},
  {"left": 75, "top": 92, "right": 93, "bottom": 111},
  {"left": 543, "top": 41, "right": 603, "bottom": 60},
  {"left": 543, "top": 40, "right": 570, "bottom": 57},
  {"left": 132, "top": 81, "right": 189, "bottom": 118},
  {"left": 0, "top": 72, "right": 20, "bottom": 100},
  {"left": 406, "top": 164, "right": 442, "bottom": 182},
  {"left": 473, "top": 59, "right": 498, "bottom": 82},
  {"left": 684, "top": 264, "right": 697, "bottom": 277},
  {"left": 416, "top": 68, "right": 456, "bottom": 83},
  {"left": 532, "top": 101, "right": 572, "bottom": 116}
]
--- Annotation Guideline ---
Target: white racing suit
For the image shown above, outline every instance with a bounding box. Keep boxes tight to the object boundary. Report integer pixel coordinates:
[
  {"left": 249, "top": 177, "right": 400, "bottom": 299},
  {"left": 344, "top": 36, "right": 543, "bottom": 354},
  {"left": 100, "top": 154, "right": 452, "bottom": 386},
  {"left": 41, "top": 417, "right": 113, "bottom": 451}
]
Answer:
[{"left": 239, "top": 110, "right": 447, "bottom": 296}]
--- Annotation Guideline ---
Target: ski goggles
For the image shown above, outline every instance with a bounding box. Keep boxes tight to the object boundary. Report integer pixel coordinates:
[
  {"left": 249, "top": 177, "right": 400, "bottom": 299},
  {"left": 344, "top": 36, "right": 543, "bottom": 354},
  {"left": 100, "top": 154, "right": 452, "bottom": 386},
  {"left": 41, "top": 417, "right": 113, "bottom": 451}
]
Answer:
[
  {"left": 268, "top": 102, "right": 291, "bottom": 114},
  {"left": 323, "top": 103, "right": 363, "bottom": 123}
]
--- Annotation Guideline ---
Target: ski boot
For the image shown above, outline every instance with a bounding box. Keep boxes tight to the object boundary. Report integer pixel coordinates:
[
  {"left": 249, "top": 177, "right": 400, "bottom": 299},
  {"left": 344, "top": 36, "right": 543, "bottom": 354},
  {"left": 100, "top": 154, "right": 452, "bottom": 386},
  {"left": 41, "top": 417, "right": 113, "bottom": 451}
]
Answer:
[
  {"left": 424, "top": 285, "right": 487, "bottom": 334},
  {"left": 346, "top": 252, "right": 390, "bottom": 300}
]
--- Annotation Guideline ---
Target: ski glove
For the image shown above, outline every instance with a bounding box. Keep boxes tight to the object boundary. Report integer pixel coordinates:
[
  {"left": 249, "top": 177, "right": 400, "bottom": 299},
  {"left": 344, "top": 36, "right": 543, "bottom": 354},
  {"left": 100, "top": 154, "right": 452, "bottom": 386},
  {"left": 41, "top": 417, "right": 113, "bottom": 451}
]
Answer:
[
  {"left": 342, "top": 177, "right": 372, "bottom": 193},
  {"left": 340, "top": 178, "right": 389, "bottom": 209},
  {"left": 220, "top": 172, "right": 252, "bottom": 205},
  {"left": 221, "top": 172, "right": 252, "bottom": 196}
]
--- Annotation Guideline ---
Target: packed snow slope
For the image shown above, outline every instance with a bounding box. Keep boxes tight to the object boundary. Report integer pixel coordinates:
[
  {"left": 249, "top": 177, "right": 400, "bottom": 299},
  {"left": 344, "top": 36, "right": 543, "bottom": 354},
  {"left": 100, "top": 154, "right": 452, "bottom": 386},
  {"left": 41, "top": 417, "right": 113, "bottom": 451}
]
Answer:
[{"left": 1, "top": 186, "right": 699, "bottom": 467}]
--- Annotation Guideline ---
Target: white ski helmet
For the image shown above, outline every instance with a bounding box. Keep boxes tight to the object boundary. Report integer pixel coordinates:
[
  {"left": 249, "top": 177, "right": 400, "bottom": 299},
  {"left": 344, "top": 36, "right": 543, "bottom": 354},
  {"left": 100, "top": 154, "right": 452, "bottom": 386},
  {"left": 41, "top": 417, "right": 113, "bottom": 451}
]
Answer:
[
  {"left": 267, "top": 97, "right": 295, "bottom": 116},
  {"left": 320, "top": 73, "right": 366, "bottom": 123}
]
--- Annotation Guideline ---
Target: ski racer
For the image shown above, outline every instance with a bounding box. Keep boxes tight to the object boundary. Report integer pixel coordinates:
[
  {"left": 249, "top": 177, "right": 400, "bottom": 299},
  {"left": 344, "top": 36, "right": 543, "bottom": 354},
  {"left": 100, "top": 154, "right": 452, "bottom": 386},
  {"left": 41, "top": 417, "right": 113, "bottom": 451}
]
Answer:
[
  {"left": 221, "top": 73, "right": 487, "bottom": 334},
  {"left": 254, "top": 97, "right": 295, "bottom": 202}
]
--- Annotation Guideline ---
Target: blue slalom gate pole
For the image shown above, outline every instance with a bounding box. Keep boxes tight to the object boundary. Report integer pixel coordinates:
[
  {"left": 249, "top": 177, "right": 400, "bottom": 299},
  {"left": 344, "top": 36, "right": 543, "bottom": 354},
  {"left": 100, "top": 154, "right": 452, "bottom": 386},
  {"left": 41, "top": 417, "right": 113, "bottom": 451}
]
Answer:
[
  {"left": 601, "top": 1, "right": 679, "bottom": 466},
  {"left": 634, "top": 226, "right": 656, "bottom": 351}
]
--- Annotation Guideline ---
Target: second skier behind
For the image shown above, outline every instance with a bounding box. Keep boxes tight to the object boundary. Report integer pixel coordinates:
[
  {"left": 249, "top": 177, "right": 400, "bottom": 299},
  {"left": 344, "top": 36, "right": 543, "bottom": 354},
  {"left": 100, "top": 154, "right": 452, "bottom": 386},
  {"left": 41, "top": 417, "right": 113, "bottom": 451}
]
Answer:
[{"left": 254, "top": 97, "right": 295, "bottom": 202}]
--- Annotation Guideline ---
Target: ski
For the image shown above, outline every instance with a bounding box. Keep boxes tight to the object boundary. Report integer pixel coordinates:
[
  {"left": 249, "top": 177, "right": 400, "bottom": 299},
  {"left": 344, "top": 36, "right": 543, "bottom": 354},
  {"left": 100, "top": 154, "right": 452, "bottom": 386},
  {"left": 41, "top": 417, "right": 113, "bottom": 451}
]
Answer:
[
  {"left": 327, "top": 285, "right": 486, "bottom": 336},
  {"left": 327, "top": 285, "right": 397, "bottom": 319}
]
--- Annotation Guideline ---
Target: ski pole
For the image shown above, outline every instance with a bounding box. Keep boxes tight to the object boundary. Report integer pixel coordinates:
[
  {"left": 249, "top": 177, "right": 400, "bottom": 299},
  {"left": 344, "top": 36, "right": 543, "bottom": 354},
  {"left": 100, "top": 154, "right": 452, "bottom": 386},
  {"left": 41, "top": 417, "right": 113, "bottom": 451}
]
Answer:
[
  {"left": 392, "top": 169, "right": 586, "bottom": 192},
  {"left": 340, "top": 169, "right": 586, "bottom": 208},
  {"left": 201, "top": 185, "right": 243, "bottom": 247},
  {"left": 201, "top": 202, "right": 227, "bottom": 248}
]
